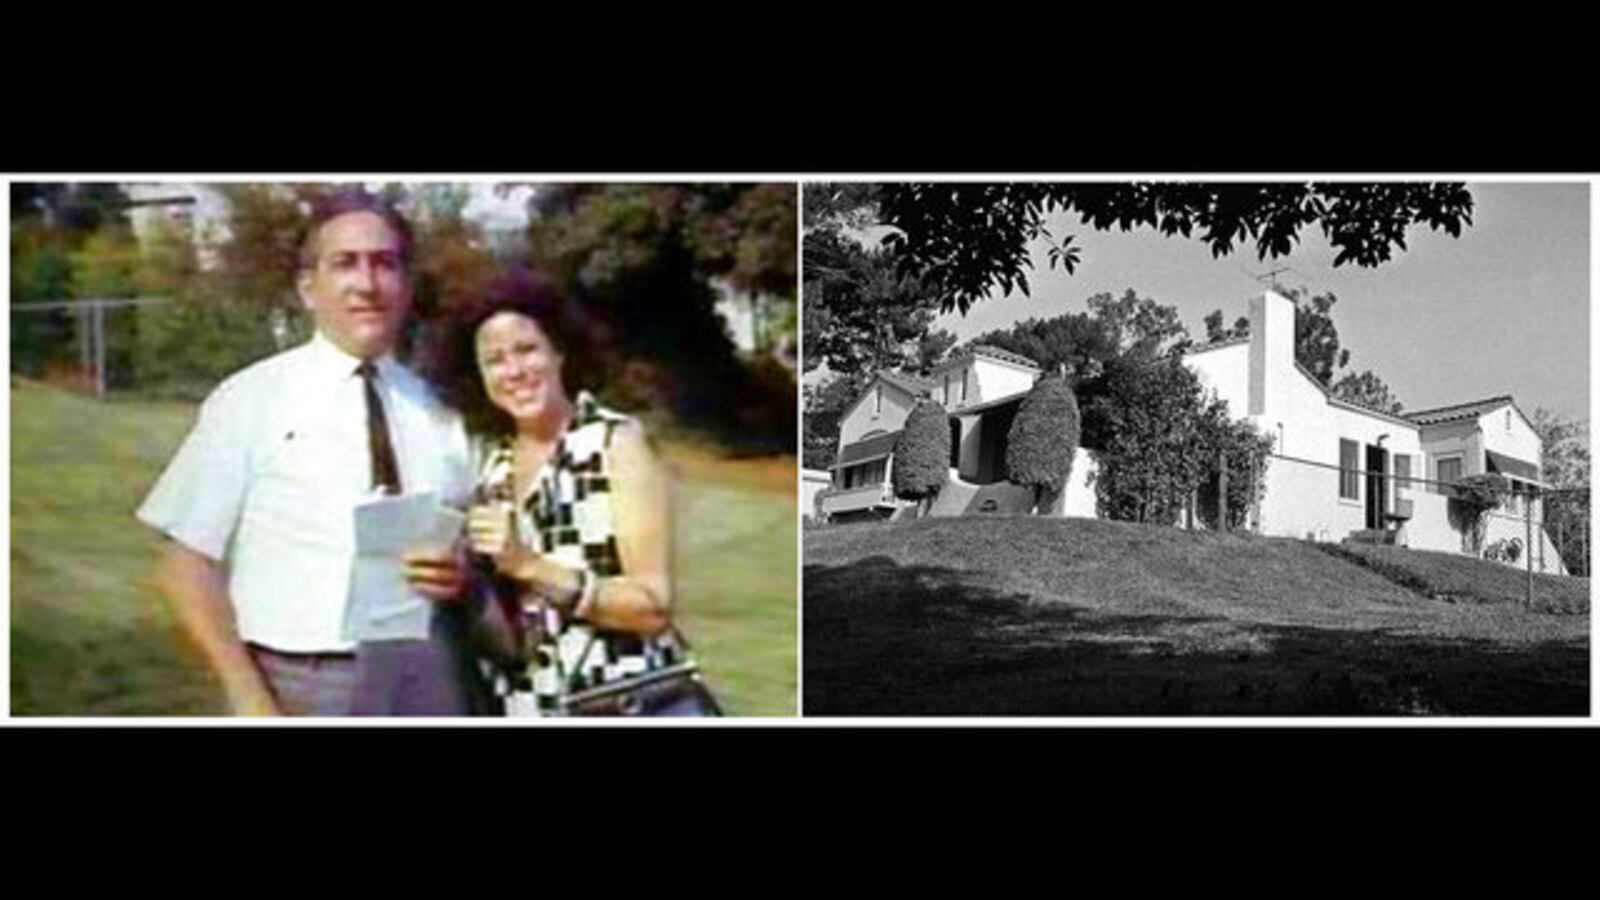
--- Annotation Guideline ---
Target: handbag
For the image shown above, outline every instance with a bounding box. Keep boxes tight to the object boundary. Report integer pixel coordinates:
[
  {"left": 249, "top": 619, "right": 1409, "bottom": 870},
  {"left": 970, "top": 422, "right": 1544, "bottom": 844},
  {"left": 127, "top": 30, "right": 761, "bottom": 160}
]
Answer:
[
  {"left": 469, "top": 570, "right": 723, "bottom": 717},
  {"left": 559, "top": 658, "right": 723, "bottom": 717}
]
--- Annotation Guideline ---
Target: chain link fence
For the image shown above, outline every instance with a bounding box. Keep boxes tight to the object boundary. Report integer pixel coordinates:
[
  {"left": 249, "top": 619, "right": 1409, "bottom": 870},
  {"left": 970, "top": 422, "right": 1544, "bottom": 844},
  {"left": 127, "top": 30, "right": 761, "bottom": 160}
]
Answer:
[{"left": 11, "top": 296, "right": 303, "bottom": 401}]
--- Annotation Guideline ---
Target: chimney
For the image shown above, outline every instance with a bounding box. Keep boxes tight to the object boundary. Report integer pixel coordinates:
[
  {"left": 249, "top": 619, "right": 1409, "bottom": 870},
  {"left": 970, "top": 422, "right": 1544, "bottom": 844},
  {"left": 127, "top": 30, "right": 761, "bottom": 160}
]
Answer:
[{"left": 1248, "top": 290, "right": 1296, "bottom": 417}]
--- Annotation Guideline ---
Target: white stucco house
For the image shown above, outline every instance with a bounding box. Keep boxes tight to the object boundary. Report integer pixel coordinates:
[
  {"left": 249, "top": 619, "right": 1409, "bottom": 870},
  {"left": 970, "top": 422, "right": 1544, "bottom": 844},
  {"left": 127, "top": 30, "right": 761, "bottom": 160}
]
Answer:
[
  {"left": 816, "top": 289, "right": 1569, "bottom": 575},
  {"left": 816, "top": 345, "right": 1098, "bottom": 522}
]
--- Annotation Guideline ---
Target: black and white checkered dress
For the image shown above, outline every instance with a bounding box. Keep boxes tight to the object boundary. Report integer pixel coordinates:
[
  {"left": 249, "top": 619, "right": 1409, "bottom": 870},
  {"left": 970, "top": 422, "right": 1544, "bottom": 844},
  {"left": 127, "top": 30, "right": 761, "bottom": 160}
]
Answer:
[{"left": 478, "top": 392, "right": 689, "bottom": 716}]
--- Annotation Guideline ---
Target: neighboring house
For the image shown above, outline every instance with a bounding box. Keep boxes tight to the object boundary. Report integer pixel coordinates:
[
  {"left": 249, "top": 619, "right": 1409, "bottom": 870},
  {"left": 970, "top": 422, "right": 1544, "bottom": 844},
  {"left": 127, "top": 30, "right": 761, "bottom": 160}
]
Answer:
[
  {"left": 817, "top": 369, "right": 933, "bottom": 521},
  {"left": 816, "top": 346, "right": 1098, "bottom": 521},
  {"left": 819, "top": 289, "right": 1568, "bottom": 575},
  {"left": 801, "top": 468, "right": 832, "bottom": 520},
  {"left": 124, "top": 182, "right": 232, "bottom": 270}
]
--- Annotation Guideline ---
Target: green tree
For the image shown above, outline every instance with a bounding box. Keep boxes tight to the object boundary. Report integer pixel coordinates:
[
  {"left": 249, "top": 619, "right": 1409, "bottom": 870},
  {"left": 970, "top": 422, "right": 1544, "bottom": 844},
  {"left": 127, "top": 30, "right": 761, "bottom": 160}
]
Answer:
[
  {"left": 1287, "top": 288, "right": 1350, "bottom": 387},
  {"left": 802, "top": 372, "right": 870, "bottom": 470},
  {"left": 803, "top": 227, "right": 940, "bottom": 376},
  {"left": 1087, "top": 354, "right": 1270, "bottom": 527},
  {"left": 10, "top": 184, "right": 133, "bottom": 379},
  {"left": 962, "top": 289, "right": 1189, "bottom": 451},
  {"left": 68, "top": 224, "right": 141, "bottom": 299},
  {"left": 1530, "top": 407, "right": 1590, "bottom": 576},
  {"left": 1331, "top": 369, "right": 1404, "bottom": 414},
  {"left": 1089, "top": 356, "right": 1206, "bottom": 524},
  {"left": 1193, "top": 398, "right": 1275, "bottom": 530},
  {"left": 1005, "top": 375, "right": 1081, "bottom": 514},
  {"left": 892, "top": 399, "right": 951, "bottom": 516},
  {"left": 967, "top": 311, "right": 1117, "bottom": 383},
  {"left": 210, "top": 183, "right": 325, "bottom": 319},
  {"left": 911, "top": 328, "right": 957, "bottom": 374},
  {"left": 1087, "top": 288, "right": 1192, "bottom": 357},
  {"left": 9, "top": 218, "right": 76, "bottom": 376},
  {"left": 802, "top": 182, "right": 882, "bottom": 235},
  {"left": 1447, "top": 473, "right": 1511, "bottom": 555},
  {"left": 878, "top": 182, "right": 1474, "bottom": 314},
  {"left": 1202, "top": 308, "right": 1250, "bottom": 343},
  {"left": 526, "top": 183, "right": 796, "bottom": 451}
]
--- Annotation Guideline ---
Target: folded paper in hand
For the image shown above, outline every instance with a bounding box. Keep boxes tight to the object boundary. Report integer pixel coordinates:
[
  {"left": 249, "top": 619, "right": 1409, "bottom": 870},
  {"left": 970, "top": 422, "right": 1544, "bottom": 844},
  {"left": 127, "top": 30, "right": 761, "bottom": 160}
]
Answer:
[{"left": 342, "top": 491, "right": 467, "bottom": 642}]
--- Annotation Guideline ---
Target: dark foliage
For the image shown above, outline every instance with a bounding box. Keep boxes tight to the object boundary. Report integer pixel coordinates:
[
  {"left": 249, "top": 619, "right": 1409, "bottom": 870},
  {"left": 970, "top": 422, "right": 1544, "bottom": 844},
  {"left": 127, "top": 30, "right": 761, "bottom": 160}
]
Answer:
[
  {"left": 892, "top": 399, "right": 950, "bottom": 507},
  {"left": 1005, "top": 375, "right": 1081, "bottom": 513},
  {"left": 1089, "top": 355, "right": 1270, "bottom": 526},
  {"left": 803, "top": 373, "right": 870, "bottom": 470},
  {"left": 878, "top": 182, "right": 1474, "bottom": 314},
  {"left": 526, "top": 183, "right": 797, "bottom": 452}
]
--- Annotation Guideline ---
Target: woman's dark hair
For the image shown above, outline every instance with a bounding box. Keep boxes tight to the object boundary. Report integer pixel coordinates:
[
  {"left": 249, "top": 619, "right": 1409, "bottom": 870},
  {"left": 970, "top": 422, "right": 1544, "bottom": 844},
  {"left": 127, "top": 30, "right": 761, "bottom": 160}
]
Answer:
[{"left": 418, "top": 265, "right": 590, "bottom": 437}]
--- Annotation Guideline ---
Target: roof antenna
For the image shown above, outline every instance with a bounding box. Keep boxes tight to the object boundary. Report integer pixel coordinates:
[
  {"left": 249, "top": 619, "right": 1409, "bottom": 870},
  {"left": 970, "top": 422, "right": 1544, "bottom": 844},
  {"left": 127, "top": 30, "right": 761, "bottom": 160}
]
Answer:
[{"left": 1243, "top": 265, "right": 1295, "bottom": 296}]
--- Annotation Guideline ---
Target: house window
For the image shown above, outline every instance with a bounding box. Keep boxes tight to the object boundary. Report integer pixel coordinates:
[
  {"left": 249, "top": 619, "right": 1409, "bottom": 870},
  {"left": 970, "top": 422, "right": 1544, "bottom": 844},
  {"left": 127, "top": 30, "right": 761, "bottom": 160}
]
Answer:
[
  {"left": 1394, "top": 454, "right": 1411, "bottom": 501},
  {"left": 943, "top": 374, "right": 950, "bottom": 407},
  {"left": 1436, "top": 457, "right": 1462, "bottom": 495},
  {"left": 842, "top": 459, "right": 887, "bottom": 489},
  {"left": 962, "top": 368, "right": 970, "bottom": 402},
  {"left": 1339, "top": 439, "right": 1359, "bottom": 500},
  {"left": 1506, "top": 480, "right": 1524, "bottom": 515}
]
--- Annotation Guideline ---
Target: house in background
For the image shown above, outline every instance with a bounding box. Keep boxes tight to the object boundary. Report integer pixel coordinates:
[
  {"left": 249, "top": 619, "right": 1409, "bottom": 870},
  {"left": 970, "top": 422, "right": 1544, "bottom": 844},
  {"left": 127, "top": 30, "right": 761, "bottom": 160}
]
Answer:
[
  {"left": 817, "top": 289, "right": 1568, "bottom": 575},
  {"left": 816, "top": 345, "right": 1098, "bottom": 521},
  {"left": 817, "top": 369, "right": 932, "bottom": 521},
  {"left": 801, "top": 467, "right": 832, "bottom": 520},
  {"left": 1188, "top": 290, "right": 1564, "bottom": 573}
]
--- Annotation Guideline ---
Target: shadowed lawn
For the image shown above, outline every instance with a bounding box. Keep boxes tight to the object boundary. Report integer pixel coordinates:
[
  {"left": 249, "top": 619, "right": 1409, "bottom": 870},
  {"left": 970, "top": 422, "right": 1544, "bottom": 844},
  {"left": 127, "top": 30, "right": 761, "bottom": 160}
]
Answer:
[
  {"left": 804, "top": 517, "right": 1588, "bottom": 716},
  {"left": 10, "top": 379, "right": 796, "bottom": 716}
]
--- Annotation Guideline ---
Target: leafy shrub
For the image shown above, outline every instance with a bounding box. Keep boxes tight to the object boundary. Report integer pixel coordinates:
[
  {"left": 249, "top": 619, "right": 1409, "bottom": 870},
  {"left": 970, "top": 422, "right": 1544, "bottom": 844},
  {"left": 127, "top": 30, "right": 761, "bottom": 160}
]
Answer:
[
  {"left": 1447, "top": 473, "right": 1509, "bottom": 554},
  {"left": 892, "top": 398, "right": 950, "bottom": 513},
  {"left": 1005, "top": 375, "right": 1080, "bottom": 514}
]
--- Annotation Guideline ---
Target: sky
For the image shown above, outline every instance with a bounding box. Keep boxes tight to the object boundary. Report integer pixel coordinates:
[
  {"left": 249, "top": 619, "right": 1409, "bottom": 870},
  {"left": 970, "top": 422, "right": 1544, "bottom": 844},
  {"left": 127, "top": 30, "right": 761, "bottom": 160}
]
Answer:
[{"left": 923, "top": 181, "right": 1591, "bottom": 423}]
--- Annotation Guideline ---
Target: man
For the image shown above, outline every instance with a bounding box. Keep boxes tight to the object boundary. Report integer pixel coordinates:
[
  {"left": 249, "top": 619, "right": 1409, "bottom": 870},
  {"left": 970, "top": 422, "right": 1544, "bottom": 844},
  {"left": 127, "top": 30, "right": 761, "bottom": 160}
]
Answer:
[{"left": 138, "top": 189, "right": 479, "bottom": 716}]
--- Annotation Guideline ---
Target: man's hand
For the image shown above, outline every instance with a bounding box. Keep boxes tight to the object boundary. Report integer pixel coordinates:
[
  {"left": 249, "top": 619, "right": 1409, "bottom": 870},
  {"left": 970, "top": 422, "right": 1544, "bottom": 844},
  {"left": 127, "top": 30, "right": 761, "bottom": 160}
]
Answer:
[
  {"left": 155, "top": 542, "right": 287, "bottom": 716},
  {"left": 225, "top": 682, "right": 285, "bottom": 716},
  {"left": 404, "top": 543, "right": 469, "bottom": 603}
]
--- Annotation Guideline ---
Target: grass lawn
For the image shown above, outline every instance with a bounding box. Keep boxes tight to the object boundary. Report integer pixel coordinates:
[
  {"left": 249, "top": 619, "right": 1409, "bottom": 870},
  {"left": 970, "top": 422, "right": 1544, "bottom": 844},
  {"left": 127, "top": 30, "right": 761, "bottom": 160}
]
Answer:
[
  {"left": 10, "top": 379, "right": 796, "bottom": 717},
  {"left": 804, "top": 516, "right": 1589, "bottom": 716},
  {"left": 1319, "top": 542, "right": 1588, "bottom": 614}
]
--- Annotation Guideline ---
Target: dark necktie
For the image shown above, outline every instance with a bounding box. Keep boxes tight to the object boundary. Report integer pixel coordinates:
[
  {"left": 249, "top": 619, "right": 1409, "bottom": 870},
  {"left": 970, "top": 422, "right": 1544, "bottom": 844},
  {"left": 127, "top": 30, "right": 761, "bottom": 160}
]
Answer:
[{"left": 356, "top": 361, "right": 403, "bottom": 494}]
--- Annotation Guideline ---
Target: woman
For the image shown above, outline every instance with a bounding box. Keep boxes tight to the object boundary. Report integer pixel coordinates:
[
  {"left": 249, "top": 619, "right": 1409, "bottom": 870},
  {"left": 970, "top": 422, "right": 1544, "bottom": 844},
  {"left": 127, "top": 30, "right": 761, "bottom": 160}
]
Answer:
[{"left": 424, "top": 268, "right": 719, "bottom": 717}]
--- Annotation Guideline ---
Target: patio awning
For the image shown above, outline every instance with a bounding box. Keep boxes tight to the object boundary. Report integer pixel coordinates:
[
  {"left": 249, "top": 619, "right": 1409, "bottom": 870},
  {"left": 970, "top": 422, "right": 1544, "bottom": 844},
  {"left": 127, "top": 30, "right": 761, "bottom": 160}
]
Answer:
[
  {"left": 835, "top": 430, "right": 901, "bottom": 468},
  {"left": 1485, "top": 450, "right": 1541, "bottom": 484}
]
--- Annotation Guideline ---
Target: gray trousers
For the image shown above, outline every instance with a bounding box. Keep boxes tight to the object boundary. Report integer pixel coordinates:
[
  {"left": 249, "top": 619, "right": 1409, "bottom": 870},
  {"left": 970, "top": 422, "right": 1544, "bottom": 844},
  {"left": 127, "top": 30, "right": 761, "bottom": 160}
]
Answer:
[{"left": 249, "top": 608, "right": 485, "bottom": 717}]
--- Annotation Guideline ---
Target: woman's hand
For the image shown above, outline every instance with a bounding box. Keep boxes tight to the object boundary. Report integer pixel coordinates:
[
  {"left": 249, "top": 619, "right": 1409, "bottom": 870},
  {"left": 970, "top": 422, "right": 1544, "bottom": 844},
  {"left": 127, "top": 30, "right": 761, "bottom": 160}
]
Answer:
[{"left": 467, "top": 502, "right": 535, "bottom": 579}]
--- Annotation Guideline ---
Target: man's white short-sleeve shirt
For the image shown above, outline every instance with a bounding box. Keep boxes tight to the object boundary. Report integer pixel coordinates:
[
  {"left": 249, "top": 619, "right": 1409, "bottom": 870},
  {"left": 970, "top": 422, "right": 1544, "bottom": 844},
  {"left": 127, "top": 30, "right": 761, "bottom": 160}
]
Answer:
[{"left": 137, "top": 333, "right": 475, "bottom": 652}]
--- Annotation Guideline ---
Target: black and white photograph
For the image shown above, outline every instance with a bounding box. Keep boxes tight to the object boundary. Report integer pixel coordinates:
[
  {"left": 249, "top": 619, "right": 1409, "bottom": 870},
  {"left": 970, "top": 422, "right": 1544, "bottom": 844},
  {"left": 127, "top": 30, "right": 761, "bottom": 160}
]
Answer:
[{"left": 802, "top": 181, "right": 1590, "bottom": 716}]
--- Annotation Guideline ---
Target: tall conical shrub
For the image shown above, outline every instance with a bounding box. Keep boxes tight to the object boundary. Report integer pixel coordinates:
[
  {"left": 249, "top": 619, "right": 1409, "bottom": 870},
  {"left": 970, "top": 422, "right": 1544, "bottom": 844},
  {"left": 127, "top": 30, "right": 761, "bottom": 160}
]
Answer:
[
  {"left": 1006, "top": 375, "right": 1081, "bottom": 514},
  {"left": 893, "top": 398, "right": 951, "bottom": 516}
]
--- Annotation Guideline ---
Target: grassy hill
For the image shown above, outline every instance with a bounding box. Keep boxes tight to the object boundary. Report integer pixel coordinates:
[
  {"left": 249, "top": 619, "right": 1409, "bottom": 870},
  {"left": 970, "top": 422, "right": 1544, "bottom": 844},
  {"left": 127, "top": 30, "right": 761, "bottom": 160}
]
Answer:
[
  {"left": 804, "top": 517, "right": 1588, "bottom": 716},
  {"left": 10, "top": 379, "right": 797, "bottom": 717}
]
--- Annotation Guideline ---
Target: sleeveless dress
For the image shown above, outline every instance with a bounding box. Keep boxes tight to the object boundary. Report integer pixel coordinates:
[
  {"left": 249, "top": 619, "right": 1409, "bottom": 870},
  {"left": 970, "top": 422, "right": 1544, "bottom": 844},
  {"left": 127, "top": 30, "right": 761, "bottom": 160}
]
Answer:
[{"left": 475, "top": 392, "right": 710, "bottom": 716}]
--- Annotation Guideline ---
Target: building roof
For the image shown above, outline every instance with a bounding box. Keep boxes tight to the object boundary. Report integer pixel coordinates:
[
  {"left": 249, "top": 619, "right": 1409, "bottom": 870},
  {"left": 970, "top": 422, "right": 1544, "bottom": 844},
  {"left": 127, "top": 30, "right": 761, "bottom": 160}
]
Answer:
[
  {"left": 1292, "top": 361, "right": 1418, "bottom": 428},
  {"left": 835, "top": 430, "right": 902, "bottom": 468},
  {"left": 934, "top": 343, "right": 1041, "bottom": 372},
  {"left": 878, "top": 370, "right": 934, "bottom": 396},
  {"left": 972, "top": 344, "right": 1040, "bottom": 369},
  {"left": 1404, "top": 395, "right": 1518, "bottom": 426},
  {"left": 950, "top": 391, "right": 1027, "bottom": 417}
]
